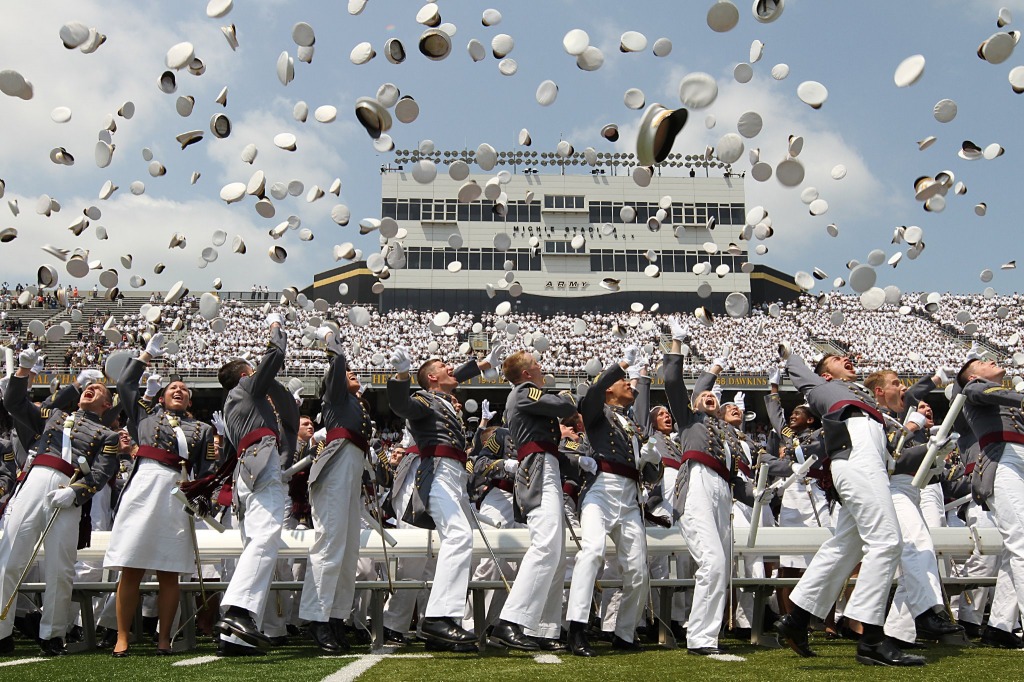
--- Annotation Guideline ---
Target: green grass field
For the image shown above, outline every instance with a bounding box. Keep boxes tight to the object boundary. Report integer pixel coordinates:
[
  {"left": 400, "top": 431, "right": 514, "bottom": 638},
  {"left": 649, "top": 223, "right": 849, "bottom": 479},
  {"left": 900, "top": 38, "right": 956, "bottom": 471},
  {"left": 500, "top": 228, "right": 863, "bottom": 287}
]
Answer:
[{"left": 3, "top": 632, "right": 1024, "bottom": 682}]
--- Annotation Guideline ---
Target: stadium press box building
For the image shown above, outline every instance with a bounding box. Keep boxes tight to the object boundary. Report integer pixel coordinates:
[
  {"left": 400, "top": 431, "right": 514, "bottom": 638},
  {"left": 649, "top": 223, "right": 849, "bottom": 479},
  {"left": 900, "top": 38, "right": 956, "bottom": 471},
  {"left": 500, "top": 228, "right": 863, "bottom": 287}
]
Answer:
[{"left": 307, "top": 150, "right": 800, "bottom": 314}]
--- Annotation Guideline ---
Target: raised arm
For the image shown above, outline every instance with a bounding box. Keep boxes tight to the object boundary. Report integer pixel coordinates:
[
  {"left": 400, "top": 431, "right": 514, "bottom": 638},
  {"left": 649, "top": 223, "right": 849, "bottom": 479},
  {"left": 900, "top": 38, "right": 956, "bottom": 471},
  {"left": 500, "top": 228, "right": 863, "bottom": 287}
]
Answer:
[
  {"left": 663, "top": 353, "right": 694, "bottom": 427},
  {"left": 632, "top": 374, "right": 653, "bottom": 433},
  {"left": 962, "top": 380, "right": 1024, "bottom": 410},
  {"left": 248, "top": 320, "right": 287, "bottom": 399},
  {"left": 580, "top": 361, "right": 627, "bottom": 428},
  {"left": 321, "top": 329, "right": 350, "bottom": 405},
  {"left": 785, "top": 353, "right": 827, "bottom": 394},
  {"left": 116, "top": 357, "right": 149, "bottom": 440},
  {"left": 764, "top": 392, "right": 788, "bottom": 435}
]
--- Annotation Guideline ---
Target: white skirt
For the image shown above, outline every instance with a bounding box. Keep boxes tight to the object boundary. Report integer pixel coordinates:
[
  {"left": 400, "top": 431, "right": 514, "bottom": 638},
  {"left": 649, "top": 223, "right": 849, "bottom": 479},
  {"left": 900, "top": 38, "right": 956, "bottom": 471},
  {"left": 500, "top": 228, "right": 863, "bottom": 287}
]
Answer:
[
  {"left": 778, "top": 479, "right": 831, "bottom": 569},
  {"left": 104, "top": 459, "right": 193, "bottom": 574}
]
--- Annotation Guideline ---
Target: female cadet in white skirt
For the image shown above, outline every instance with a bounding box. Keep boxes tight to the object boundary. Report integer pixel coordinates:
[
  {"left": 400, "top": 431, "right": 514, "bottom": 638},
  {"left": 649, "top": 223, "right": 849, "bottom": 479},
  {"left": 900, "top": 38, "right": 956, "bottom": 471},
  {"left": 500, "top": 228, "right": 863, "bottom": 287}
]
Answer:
[{"left": 104, "top": 333, "right": 216, "bottom": 656}]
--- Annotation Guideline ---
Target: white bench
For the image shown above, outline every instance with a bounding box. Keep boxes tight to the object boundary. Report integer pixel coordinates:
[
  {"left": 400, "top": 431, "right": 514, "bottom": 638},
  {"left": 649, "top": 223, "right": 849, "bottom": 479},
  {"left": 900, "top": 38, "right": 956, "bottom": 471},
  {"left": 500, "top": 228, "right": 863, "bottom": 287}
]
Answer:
[{"left": 16, "top": 525, "right": 1003, "bottom": 652}]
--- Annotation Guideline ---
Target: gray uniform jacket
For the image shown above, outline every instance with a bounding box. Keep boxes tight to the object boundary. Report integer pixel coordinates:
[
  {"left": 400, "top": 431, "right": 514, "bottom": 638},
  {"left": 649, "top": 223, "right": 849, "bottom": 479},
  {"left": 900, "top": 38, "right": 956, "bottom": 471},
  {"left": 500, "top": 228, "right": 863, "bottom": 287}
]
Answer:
[
  {"left": 578, "top": 362, "right": 660, "bottom": 503},
  {"left": 3, "top": 374, "right": 119, "bottom": 506},
  {"left": 960, "top": 377, "right": 1024, "bottom": 503},
  {"left": 0, "top": 439, "right": 14, "bottom": 507},
  {"left": 223, "top": 326, "right": 299, "bottom": 489},
  {"left": 504, "top": 381, "right": 577, "bottom": 520},
  {"left": 468, "top": 426, "right": 514, "bottom": 505},
  {"left": 310, "top": 333, "right": 373, "bottom": 485},
  {"left": 387, "top": 359, "right": 481, "bottom": 529},
  {"left": 784, "top": 353, "right": 885, "bottom": 461},
  {"left": 117, "top": 357, "right": 215, "bottom": 500},
  {"left": 633, "top": 374, "right": 683, "bottom": 517}
]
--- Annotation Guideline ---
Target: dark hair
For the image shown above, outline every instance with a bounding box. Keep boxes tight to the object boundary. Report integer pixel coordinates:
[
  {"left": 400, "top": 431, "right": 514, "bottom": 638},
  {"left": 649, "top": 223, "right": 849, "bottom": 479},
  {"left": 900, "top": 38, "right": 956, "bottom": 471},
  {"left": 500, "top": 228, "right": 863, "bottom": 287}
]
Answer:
[
  {"left": 956, "top": 359, "right": 979, "bottom": 389},
  {"left": 791, "top": 405, "right": 819, "bottom": 427},
  {"left": 218, "top": 359, "right": 251, "bottom": 391},
  {"left": 814, "top": 354, "right": 838, "bottom": 376},
  {"left": 416, "top": 359, "right": 442, "bottom": 389}
]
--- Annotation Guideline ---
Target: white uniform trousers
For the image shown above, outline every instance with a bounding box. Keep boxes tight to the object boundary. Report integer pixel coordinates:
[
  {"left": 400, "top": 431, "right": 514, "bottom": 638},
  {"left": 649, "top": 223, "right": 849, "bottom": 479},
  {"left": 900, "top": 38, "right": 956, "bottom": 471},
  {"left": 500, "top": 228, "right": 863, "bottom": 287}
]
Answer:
[
  {"left": 424, "top": 458, "right": 473, "bottom": 619},
  {"left": 0, "top": 466, "right": 79, "bottom": 641},
  {"left": 680, "top": 461, "right": 731, "bottom": 649},
  {"left": 732, "top": 499, "right": 771, "bottom": 630},
  {"left": 500, "top": 454, "right": 566, "bottom": 639},
  {"left": 567, "top": 471, "right": 648, "bottom": 642},
  {"left": 778, "top": 479, "right": 831, "bottom": 569},
  {"left": 221, "top": 466, "right": 285, "bottom": 627},
  {"left": 985, "top": 443, "right": 1024, "bottom": 627},
  {"left": 957, "top": 503, "right": 1018, "bottom": 628},
  {"left": 919, "top": 482, "right": 945, "bottom": 528},
  {"left": 884, "top": 475, "right": 944, "bottom": 641},
  {"left": 790, "top": 417, "right": 903, "bottom": 625},
  {"left": 74, "top": 484, "right": 113, "bottom": 629},
  {"left": 299, "top": 443, "right": 364, "bottom": 623},
  {"left": 382, "top": 462, "right": 432, "bottom": 634},
  {"left": 649, "top": 466, "right": 690, "bottom": 623},
  {"left": 464, "top": 487, "right": 517, "bottom": 631}
]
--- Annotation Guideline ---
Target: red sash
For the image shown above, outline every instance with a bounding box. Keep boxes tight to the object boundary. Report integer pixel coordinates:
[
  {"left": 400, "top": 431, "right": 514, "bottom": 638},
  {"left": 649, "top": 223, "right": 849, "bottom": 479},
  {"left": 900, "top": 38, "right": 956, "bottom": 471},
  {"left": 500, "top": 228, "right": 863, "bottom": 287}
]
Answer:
[{"left": 326, "top": 427, "right": 369, "bottom": 453}]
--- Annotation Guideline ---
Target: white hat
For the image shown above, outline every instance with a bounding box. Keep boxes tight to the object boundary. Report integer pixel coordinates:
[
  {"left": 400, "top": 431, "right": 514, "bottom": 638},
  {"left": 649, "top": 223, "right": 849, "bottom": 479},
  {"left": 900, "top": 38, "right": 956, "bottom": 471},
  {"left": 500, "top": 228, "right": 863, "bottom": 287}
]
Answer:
[
  {"left": 419, "top": 29, "right": 451, "bottom": 60},
  {"left": 707, "top": 1, "right": 740, "bottom": 32},
  {"left": 636, "top": 104, "right": 689, "bottom": 165}
]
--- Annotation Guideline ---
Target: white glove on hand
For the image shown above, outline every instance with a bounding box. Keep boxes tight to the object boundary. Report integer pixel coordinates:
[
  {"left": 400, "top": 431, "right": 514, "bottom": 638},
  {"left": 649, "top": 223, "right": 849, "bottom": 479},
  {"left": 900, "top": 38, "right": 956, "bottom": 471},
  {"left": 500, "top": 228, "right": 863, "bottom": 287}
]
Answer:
[
  {"left": 768, "top": 367, "right": 782, "bottom": 386},
  {"left": 315, "top": 326, "right": 333, "bottom": 343},
  {"left": 266, "top": 312, "right": 285, "bottom": 328},
  {"left": 481, "top": 399, "right": 496, "bottom": 421},
  {"left": 668, "top": 316, "right": 688, "bottom": 342},
  {"left": 484, "top": 342, "right": 507, "bottom": 369},
  {"left": 145, "top": 332, "right": 166, "bottom": 358},
  {"left": 31, "top": 355, "right": 45, "bottom": 375},
  {"left": 578, "top": 455, "right": 598, "bottom": 475},
  {"left": 77, "top": 368, "right": 104, "bottom": 386},
  {"left": 503, "top": 459, "right": 519, "bottom": 475},
  {"left": 712, "top": 385, "right": 723, "bottom": 402},
  {"left": 144, "top": 374, "right": 163, "bottom": 398},
  {"left": 639, "top": 440, "right": 660, "bottom": 466},
  {"left": 390, "top": 346, "right": 412, "bottom": 374},
  {"left": 45, "top": 487, "right": 77, "bottom": 509},
  {"left": 906, "top": 411, "right": 927, "bottom": 430},
  {"left": 733, "top": 391, "right": 746, "bottom": 413},
  {"left": 621, "top": 344, "right": 639, "bottom": 366},
  {"left": 312, "top": 427, "right": 327, "bottom": 445},
  {"left": 627, "top": 364, "right": 643, "bottom": 380},
  {"left": 935, "top": 366, "right": 954, "bottom": 388},
  {"left": 18, "top": 347, "right": 38, "bottom": 370},
  {"left": 210, "top": 410, "right": 227, "bottom": 436},
  {"left": 712, "top": 344, "right": 732, "bottom": 369},
  {"left": 292, "top": 387, "right": 303, "bottom": 405},
  {"left": 966, "top": 342, "right": 984, "bottom": 362}
]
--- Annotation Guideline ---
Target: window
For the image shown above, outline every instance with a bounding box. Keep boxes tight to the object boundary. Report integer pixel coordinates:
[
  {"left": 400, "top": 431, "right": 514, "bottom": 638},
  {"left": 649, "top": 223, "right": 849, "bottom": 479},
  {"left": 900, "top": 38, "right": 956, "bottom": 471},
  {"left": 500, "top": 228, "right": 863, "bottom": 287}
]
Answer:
[{"left": 543, "top": 194, "right": 585, "bottom": 211}]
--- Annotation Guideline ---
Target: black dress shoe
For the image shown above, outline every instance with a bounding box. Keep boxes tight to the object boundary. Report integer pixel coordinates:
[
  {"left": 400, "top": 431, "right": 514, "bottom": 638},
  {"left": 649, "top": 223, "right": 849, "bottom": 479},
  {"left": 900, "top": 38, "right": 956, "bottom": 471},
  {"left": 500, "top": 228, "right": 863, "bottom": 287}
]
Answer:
[
  {"left": 491, "top": 621, "right": 540, "bottom": 651},
  {"left": 111, "top": 647, "right": 130, "bottom": 658},
  {"left": 97, "top": 627, "right": 119, "bottom": 650},
  {"left": 155, "top": 648, "right": 173, "bottom": 656},
  {"left": 217, "top": 640, "right": 267, "bottom": 657},
  {"left": 774, "top": 614, "right": 817, "bottom": 658},
  {"left": 958, "top": 619, "right": 983, "bottom": 639},
  {"left": 287, "top": 624, "right": 302, "bottom": 637},
  {"left": 266, "top": 635, "right": 290, "bottom": 647},
  {"left": 856, "top": 638, "right": 926, "bottom": 666},
  {"left": 39, "top": 637, "right": 67, "bottom": 657},
  {"left": 536, "top": 637, "right": 566, "bottom": 652},
  {"left": 886, "top": 636, "right": 926, "bottom": 650},
  {"left": 420, "top": 617, "right": 475, "bottom": 645},
  {"left": 915, "top": 608, "right": 964, "bottom": 640},
  {"left": 568, "top": 621, "right": 595, "bottom": 657},
  {"left": 66, "top": 625, "right": 84, "bottom": 644},
  {"left": 423, "top": 638, "right": 479, "bottom": 653},
  {"left": 688, "top": 646, "right": 724, "bottom": 656},
  {"left": 308, "top": 621, "right": 346, "bottom": 654},
  {"left": 383, "top": 626, "right": 407, "bottom": 645},
  {"left": 15, "top": 611, "right": 41, "bottom": 641},
  {"left": 0, "top": 635, "right": 14, "bottom": 656},
  {"left": 611, "top": 635, "right": 641, "bottom": 651},
  {"left": 981, "top": 626, "right": 1024, "bottom": 649},
  {"left": 215, "top": 609, "right": 272, "bottom": 649},
  {"left": 836, "top": 618, "right": 862, "bottom": 641}
]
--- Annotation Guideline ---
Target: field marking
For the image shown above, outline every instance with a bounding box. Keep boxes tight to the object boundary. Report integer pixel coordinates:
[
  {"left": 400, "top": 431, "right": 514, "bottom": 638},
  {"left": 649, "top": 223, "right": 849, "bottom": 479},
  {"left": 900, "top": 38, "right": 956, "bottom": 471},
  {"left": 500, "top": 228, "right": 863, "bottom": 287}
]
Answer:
[
  {"left": 172, "top": 655, "right": 221, "bottom": 666},
  {"left": 533, "top": 654, "right": 562, "bottom": 664},
  {"left": 708, "top": 653, "right": 747, "bottom": 662},
  {"left": 321, "top": 653, "right": 432, "bottom": 682},
  {"left": 0, "top": 657, "right": 47, "bottom": 667}
]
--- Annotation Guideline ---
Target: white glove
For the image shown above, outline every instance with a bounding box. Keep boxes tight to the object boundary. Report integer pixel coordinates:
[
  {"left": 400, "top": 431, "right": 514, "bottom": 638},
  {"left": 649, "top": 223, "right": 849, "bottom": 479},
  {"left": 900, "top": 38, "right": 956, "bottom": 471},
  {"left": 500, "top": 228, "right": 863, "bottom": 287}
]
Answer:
[
  {"left": 312, "top": 427, "right": 327, "bottom": 445},
  {"left": 621, "top": 344, "right": 639, "bottom": 366},
  {"left": 77, "top": 368, "right": 104, "bottom": 386},
  {"left": 768, "top": 367, "right": 782, "bottom": 386},
  {"left": 930, "top": 433, "right": 958, "bottom": 458},
  {"left": 503, "top": 459, "right": 519, "bottom": 474},
  {"left": 733, "top": 391, "right": 746, "bottom": 413},
  {"left": 145, "top": 332, "right": 166, "bottom": 358},
  {"left": 712, "top": 344, "right": 732, "bottom": 369},
  {"left": 315, "top": 326, "right": 333, "bottom": 343},
  {"left": 210, "top": 410, "right": 227, "bottom": 436},
  {"left": 965, "top": 342, "right": 984, "bottom": 362},
  {"left": 906, "top": 411, "right": 927, "bottom": 430},
  {"left": 578, "top": 455, "right": 598, "bottom": 475},
  {"left": 481, "top": 399, "right": 496, "bottom": 421},
  {"left": 45, "top": 487, "right": 77, "bottom": 509},
  {"left": 292, "top": 387, "right": 303, "bottom": 405},
  {"left": 18, "top": 347, "right": 38, "bottom": 369},
  {"left": 935, "top": 366, "right": 954, "bottom": 388},
  {"left": 711, "top": 385, "right": 723, "bottom": 402},
  {"left": 144, "top": 374, "right": 163, "bottom": 398},
  {"left": 627, "top": 365, "right": 643, "bottom": 380},
  {"left": 390, "top": 346, "right": 412, "bottom": 374},
  {"left": 668, "top": 316, "right": 688, "bottom": 341},
  {"left": 639, "top": 440, "right": 660, "bottom": 466},
  {"left": 31, "top": 355, "right": 45, "bottom": 375},
  {"left": 484, "top": 342, "right": 507, "bottom": 368},
  {"left": 357, "top": 380, "right": 369, "bottom": 396},
  {"left": 266, "top": 312, "right": 285, "bottom": 328}
]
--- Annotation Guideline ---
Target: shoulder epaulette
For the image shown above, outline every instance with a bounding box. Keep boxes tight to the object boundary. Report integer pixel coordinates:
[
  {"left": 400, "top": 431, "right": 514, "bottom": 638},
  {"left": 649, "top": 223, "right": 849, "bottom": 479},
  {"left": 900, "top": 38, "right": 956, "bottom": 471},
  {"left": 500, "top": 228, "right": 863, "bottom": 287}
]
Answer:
[
  {"left": 414, "top": 394, "right": 431, "bottom": 407},
  {"left": 528, "top": 387, "right": 543, "bottom": 401}
]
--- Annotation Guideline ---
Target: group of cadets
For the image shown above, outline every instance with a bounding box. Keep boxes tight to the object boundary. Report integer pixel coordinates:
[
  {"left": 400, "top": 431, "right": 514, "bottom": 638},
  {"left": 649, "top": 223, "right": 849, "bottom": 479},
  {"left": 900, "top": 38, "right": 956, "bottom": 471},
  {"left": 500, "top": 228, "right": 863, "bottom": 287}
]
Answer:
[{"left": 1, "top": 310, "right": 1024, "bottom": 667}]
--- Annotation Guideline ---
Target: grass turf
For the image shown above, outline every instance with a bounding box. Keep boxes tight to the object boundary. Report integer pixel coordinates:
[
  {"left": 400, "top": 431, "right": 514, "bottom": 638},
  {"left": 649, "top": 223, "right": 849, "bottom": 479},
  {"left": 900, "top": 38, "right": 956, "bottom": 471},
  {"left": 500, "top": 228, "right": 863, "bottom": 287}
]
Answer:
[{"left": 3, "top": 632, "right": 1023, "bottom": 682}]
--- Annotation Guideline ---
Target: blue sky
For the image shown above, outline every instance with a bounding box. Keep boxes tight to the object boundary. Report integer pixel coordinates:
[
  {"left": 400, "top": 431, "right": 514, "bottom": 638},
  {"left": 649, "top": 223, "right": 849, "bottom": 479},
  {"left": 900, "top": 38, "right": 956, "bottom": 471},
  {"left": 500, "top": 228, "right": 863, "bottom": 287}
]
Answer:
[{"left": 0, "top": 0, "right": 1021, "bottom": 297}]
